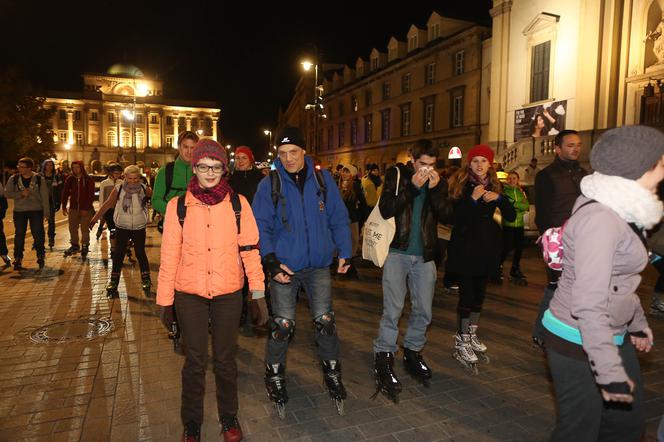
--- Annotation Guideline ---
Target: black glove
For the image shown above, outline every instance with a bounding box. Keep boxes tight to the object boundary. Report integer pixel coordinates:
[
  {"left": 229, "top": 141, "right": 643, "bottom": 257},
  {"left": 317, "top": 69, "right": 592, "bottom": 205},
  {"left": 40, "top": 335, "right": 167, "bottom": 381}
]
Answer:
[
  {"left": 598, "top": 382, "right": 631, "bottom": 394},
  {"left": 159, "top": 305, "right": 175, "bottom": 330},
  {"left": 263, "top": 253, "right": 285, "bottom": 279}
]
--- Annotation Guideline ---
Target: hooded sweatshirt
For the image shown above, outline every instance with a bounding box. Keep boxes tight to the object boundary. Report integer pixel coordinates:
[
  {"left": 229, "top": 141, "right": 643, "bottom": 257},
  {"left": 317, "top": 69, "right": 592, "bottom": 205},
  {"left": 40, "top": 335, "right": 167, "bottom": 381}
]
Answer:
[
  {"left": 40, "top": 159, "right": 64, "bottom": 211},
  {"left": 61, "top": 161, "right": 95, "bottom": 210}
]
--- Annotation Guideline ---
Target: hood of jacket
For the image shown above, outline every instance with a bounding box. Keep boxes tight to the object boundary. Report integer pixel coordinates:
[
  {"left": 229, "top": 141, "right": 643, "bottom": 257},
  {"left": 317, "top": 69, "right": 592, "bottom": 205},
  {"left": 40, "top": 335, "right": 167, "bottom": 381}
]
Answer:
[
  {"left": 40, "top": 158, "right": 56, "bottom": 174},
  {"left": 70, "top": 160, "right": 89, "bottom": 177}
]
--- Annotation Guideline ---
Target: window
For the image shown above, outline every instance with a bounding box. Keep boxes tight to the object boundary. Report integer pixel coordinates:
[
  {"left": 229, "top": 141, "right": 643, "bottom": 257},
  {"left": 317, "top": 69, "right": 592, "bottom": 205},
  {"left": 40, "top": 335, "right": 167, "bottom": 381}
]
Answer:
[
  {"left": 351, "top": 95, "right": 358, "bottom": 112},
  {"left": 530, "top": 41, "right": 551, "bottom": 102},
  {"left": 136, "top": 132, "right": 144, "bottom": 149},
  {"left": 338, "top": 122, "right": 345, "bottom": 147},
  {"left": 450, "top": 90, "right": 464, "bottom": 128},
  {"left": 136, "top": 114, "right": 144, "bottom": 125},
  {"left": 339, "top": 102, "right": 344, "bottom": 117},
  {"left": 430, "top": 23, "right": 440, "bottom": 40},
  {"left": 328, "top": 127, "right": 334, "bottom": 149},
  {"left": 107, "top": 132, "right": 116, "bottom": 147},
  {"left": 90, "top": 111, "right": 98, "bottom": 121},
  {"left": 423, "top": 96, "right": 436, "bottom": 132},
  {"left": 108, "top": 112, "right": 115, "bottom": 123},
  {"left": 402, "top": 73, "right": 411, "bottom": 93},
  {"left": 389, "top": 47, "right": 397, "bottom": 60},
  {"left": 59, "top": 131, "right": 67, "bottom": 143},
  {"left": 426, "top": 63, "right": 436, "bottom": 85},
  {"left": 455, "top": 51, "right": 465, "bottom": 75},
  {"left": 364, "top": 114, "right": 373, "bottom": 143},
  {"left": 166, "top": 116, "right": 173, "bottom": 126},
  {"left": 408, "top": 35, "right": 418, "bottom": 51},
  {"left": 75, "top": 133, "right": 83, "bottom": 145},
  {"left": 381, "top": 109, "right": 391, "bottom": 141},
  {"left": 382, "top": 81, "right": 391, "bottom": 100},
  {"left": 400, "top": 104, "right": 411, "bottom": 137},
  {"left": 59, "top": 110, "right": 66, "bottom": 120},
  {"left": 165, "top": 136, "right": 173, "bottom": 147},
  {"left": 74, "top": 111, "right": 81, "bottom": 121},
  {"left": 121, "top": 132, "right": 131, "bottom": 147},
  {"left": 371, "top": 58, "right": 379, "bottom": 71},
  {"left": 350, "top": 119, "right": 358, "bottom": 145},
  {"left": 151, "top": 115, "right": 158, "bottom": 124},
  {"left": 365, "top": 89, "right": 373, "bottom": 106}
]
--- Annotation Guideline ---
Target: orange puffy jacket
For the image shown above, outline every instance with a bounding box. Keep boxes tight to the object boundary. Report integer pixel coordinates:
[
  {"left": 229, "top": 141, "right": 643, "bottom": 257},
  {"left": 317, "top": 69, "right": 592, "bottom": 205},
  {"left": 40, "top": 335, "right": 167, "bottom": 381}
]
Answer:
[{"left": 156, "top": 191, "right": 264, "bottom": 306}]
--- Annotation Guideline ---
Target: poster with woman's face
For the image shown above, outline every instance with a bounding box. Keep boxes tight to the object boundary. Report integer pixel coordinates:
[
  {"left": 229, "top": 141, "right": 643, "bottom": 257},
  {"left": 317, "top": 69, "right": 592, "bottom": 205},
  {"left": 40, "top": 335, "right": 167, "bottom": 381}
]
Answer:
[{"left": 514, "top": 100, "right": 567, "bottom": 141}]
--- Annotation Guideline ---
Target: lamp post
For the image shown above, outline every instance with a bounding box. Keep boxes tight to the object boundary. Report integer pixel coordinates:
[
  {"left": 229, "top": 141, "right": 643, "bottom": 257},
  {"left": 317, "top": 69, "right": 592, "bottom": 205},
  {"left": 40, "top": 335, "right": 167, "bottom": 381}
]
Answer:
[
  {"left": 263, "top": 129, "right": 272, "bottom": 153},
  {"left": 302, "top": 59, "right": 326, "bottom": 155}
]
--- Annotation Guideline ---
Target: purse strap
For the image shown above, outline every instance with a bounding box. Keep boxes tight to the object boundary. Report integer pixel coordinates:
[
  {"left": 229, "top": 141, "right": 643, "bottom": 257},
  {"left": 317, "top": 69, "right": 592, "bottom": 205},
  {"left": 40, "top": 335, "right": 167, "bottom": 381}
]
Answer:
[{"left": 394, "top": 166, "right": 401, "bottom": 197}]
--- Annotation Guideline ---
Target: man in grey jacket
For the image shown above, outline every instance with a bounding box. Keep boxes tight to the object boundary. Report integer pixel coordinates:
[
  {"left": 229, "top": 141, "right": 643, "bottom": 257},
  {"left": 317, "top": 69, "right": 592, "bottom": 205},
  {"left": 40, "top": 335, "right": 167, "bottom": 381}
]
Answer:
[{"left": 4, "top": 157, "right": 50, "bottom": 270}]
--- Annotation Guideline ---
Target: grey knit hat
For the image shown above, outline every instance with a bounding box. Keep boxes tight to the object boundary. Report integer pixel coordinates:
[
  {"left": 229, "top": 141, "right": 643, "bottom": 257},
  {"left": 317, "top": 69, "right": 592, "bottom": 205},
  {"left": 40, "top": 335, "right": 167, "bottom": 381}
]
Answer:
[{"left": 590, "top": 125, "right": 664, "bottom": 180}]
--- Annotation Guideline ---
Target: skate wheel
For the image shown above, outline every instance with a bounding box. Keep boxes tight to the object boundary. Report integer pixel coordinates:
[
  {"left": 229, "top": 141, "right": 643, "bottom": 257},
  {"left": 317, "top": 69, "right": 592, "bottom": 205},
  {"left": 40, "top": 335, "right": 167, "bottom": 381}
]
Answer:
[
  {"left": 276, "top": 402, "right": 286, "bottom": 419},
  {"left": 335, "top": 398, "right": 345, "bottom": 415},
  {"left": 478, "top": 353, "right": 491, "bottom": 364},
  {"left": 469, "top": 364, "right": 479, "bottom": 375}
]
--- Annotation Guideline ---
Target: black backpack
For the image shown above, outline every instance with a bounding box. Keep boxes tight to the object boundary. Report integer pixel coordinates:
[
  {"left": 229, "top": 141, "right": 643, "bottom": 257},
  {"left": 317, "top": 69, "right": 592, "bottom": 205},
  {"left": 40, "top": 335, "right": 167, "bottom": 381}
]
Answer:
[
  {"left": 163, "top": 161, "right": 187, "bottom": 202},
  {"left": 176, "top": 193, "right": 242, "bottom": 233},
  {"left": 269, "top": 168, "right": 327, "bottom": 231},
  {"left": 12, "top": 174, "right": 42, "bottom": 190}
]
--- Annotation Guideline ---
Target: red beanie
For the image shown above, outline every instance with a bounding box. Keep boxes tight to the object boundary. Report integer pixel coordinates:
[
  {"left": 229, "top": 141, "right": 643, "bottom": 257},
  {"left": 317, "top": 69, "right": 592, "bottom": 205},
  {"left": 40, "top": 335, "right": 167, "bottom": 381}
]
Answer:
[
  {"left": 235, "top": 146, "right": 255, "bottom": 164},
  {"left": 467, "top": 144, "right": 494, "bottom": 164}
]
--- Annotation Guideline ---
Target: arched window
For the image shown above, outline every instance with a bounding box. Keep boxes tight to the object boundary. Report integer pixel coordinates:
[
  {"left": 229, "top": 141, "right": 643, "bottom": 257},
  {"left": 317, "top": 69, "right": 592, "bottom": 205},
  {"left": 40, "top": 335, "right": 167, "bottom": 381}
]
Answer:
[{"left": 107, "top": 131, "right": 116, "bottom": 147}]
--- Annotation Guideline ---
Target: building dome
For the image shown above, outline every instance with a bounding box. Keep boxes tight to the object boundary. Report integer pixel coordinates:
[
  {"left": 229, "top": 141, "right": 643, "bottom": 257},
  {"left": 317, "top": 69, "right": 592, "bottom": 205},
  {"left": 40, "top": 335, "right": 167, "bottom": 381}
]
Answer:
[{"left": 107, "top": 64, "right": 144, "bottom": 78}]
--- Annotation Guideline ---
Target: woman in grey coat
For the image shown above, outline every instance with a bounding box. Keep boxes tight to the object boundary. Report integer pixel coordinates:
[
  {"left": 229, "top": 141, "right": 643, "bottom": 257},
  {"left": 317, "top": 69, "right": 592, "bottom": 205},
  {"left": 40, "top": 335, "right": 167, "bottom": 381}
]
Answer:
[{"left": 542, "top": 125, "right": 662, "bottom": 442}]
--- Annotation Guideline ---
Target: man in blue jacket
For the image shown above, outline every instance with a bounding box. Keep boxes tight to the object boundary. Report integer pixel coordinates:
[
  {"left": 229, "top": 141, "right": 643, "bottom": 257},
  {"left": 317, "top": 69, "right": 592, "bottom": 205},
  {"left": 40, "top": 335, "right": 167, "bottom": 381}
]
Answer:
[{"left": 252, "top": 126, "right": 352, "bottom": 415}]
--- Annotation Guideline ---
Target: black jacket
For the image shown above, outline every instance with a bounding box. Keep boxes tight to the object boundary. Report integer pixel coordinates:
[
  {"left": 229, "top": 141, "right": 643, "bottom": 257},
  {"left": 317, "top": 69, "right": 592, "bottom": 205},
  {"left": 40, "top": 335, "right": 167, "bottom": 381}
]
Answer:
[
  {"left": 229, "top": 167, "right": 265, "bottom": 205},
  {"left": 378, "top": 164, "right": 452, "bottom": 262},
  {"left": 447, "top": 181, "right": 516, "bottom": 277},
  {"left": 341, "top": 180, "right": 368, "bottom": 223},
  {"left": 535, "top": 156, "right": 588, "bottom": 234}
]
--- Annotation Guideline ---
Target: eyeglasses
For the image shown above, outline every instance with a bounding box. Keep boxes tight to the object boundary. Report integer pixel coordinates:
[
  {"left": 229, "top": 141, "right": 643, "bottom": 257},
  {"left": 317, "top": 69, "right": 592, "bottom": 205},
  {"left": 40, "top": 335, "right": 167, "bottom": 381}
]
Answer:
[{"left": 195, "top": 164, "right": 225, "bottom": 174}]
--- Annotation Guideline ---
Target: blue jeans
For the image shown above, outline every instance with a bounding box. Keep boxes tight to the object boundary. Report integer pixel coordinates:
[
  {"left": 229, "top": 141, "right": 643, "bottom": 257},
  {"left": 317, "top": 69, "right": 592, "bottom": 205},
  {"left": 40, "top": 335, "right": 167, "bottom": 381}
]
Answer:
[
  {"left": 13, "top": 210, "right": 45, "bottom": 260},
  {"left": 265, "top": 267, "right": 339, "bottom": 364},
  {"left": 374, "top": 252, "right": 437, "bottom": 353}
]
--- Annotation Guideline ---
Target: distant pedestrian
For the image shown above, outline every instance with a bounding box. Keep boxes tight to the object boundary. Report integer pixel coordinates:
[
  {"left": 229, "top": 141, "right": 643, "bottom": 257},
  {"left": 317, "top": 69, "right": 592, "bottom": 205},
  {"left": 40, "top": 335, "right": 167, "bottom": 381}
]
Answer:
[
  {"left": 500, "top": 171, "right": 530, "bottom": 284},
  {"left": 39, "top": 159, "right": 64, "bottom": 249},
  {"left": 61, "top": 161, "right": 95, "bottom": 259},
  {"left": 0, "top": 185, "right": 10, "bottom": 268}
]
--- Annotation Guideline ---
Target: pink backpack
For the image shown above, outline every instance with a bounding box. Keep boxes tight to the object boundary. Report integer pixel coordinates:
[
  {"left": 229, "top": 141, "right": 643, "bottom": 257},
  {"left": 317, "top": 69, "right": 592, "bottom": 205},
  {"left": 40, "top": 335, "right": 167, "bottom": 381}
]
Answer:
[{"left": 538, "top": 200, "right": 595, "bottom": 270}]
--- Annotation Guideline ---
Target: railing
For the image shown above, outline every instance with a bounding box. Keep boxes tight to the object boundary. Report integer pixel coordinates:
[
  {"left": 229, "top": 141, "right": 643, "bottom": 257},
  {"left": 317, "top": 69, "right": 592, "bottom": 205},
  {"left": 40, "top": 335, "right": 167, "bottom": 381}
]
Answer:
[{"left": 499, "top": 135, "right": 556, "bottom": 170}]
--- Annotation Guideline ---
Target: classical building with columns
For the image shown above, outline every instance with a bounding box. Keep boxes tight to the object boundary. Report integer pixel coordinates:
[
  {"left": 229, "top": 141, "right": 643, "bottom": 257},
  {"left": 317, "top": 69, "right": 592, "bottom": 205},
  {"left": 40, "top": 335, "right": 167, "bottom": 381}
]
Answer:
[
  {"left": 45, "top": 64, "right": 220, "bottom": 168},
  {"left": 281, "top": 11, "right": 491, "bottom": 172},
  {"left": 489, "top": 0, "right": 664, "bottom": 180}
]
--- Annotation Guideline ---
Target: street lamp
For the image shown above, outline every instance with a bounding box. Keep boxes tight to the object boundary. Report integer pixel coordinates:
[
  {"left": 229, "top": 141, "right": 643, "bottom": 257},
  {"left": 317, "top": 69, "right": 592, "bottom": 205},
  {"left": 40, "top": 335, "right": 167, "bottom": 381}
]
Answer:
[
  {"left": 64, "top": 143, "right": 71, "bottom": 164},
  {"left": 263, "top": 129, "right": 272, "bottom": 152},
  {"left": 301, "top": 58, "right": 324, "bottom": 154}
]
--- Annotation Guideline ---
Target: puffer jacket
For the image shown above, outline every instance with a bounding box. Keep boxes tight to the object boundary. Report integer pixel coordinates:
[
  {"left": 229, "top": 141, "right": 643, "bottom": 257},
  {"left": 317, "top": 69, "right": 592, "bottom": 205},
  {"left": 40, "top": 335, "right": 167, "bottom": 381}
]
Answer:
[
  {"left": 378, "top": 163, "right": 452, "bottom": 262},
  {"left": 548, "top": 195, "right": 649, "bottom": 385},
  {"left": 502, "top": 184, "right": 530, "bottom": 228},
  {"left": 156, "top": 191, "right": 265, "bottom": 306}
]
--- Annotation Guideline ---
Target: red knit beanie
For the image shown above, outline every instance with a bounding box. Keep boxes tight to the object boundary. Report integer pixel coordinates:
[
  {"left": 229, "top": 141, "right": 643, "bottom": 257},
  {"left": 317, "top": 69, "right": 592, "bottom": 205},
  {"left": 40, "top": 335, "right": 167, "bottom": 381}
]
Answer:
[
  {"left": 235, "top": 146, "right": 255, "bottom": 164},
  {"left": 467, "top": 144, "right": 494, "bottom": 164}
]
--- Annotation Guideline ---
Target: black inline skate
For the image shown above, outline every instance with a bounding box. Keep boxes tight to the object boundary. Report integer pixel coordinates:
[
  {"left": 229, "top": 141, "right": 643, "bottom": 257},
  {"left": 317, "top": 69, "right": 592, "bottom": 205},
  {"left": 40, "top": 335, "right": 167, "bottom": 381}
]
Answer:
[
  {"left": 372, "top": 352, "right": 402, "bottom": 403},
  {"left": 403, "top": 347, "right": 432, "bottom": 387},
  {"left": 322, "top": 360, "right": 346, "bottom": 415},
  {"left": 265, "top": 363, "right": 288, "bottom": 419}
]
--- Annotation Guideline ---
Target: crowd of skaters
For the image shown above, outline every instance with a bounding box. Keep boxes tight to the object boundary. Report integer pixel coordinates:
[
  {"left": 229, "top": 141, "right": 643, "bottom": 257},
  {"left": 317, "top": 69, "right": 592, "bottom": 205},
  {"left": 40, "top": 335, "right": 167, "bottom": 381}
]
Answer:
[{"left": 0, "top": 125, "right": 663, "bottom": 441}]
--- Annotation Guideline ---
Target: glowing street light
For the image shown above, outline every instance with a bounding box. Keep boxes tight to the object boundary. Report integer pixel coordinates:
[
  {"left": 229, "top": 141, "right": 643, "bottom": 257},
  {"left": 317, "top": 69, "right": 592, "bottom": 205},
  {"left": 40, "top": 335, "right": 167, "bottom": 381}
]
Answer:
[
  {"left": 196, "top": 129, "right": 204, "bottom": 136},
  {"left": 263, "top": 129, "right": 272, "bottom": 153},
  {"left": 64, "top": 143, "right": 71, "bottom": 163},
  {"left": 226, "top": 144, "right": 231, "bottom": 150}
]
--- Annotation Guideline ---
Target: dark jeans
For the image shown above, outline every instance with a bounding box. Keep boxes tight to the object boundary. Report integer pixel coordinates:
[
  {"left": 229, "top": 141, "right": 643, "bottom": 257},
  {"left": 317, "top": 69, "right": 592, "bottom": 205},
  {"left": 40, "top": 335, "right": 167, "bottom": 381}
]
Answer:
[
  {"left": 13, "top": 210, "right": 45, "bottom": 260},
  {"left": 547, "top": 341, "right": 645, "bottom": 442},
  {"left": 501, "top": 226, "right": 524, "bottom": 269},
  {"left": 46, "top": 206, "right": 56, "bottom": 242},
  {"left": 112, "top": 228, "right": 149, "bottom": 274},
  {"left": 266, "top": 267, "right": 339, "bottom": 364},
  {"left": 457, "top": 275, "right": 488, "bottom": 316},
  {"left": 0, "top": 217, "right": 7, "bottom": 256},
  {"left": 175, "top": 290, "right": 243, "bottom": 425}
]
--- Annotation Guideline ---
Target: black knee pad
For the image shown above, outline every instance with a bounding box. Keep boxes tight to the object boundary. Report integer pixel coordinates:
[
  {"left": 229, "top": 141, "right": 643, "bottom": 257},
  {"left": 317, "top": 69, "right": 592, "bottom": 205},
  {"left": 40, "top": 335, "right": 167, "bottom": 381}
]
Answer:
[
  {"left": 270, "top": 316, "right": 295, "bottom": 341},
  {"left": 314, "top": 311, "right": 336, "bottom": 335}
]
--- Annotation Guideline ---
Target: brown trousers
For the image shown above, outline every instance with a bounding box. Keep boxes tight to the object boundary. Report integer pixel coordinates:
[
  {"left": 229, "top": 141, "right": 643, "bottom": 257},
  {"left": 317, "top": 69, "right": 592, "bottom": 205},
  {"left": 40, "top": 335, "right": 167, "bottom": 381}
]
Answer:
[{"left": 68, "top": 209, "right": 91, "bottom": 246}]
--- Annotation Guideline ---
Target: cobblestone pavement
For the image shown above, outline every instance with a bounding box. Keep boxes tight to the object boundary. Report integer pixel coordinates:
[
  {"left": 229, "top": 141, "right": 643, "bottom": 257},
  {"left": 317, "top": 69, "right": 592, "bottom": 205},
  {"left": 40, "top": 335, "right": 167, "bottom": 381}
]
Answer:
[{"left": 0, "top": 222, "right": 663, "bottom": 442}]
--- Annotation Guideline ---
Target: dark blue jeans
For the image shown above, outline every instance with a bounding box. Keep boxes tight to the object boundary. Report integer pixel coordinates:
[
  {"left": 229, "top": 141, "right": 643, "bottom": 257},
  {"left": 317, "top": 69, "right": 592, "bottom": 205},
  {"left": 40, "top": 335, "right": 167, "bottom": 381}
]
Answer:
[
  {"left": 46, "top": 205, "right": 56, "bottom": 242},
  {"left": 265, "top": 267, "right": 339, "bottom": 364},
  {"left": 0, "top": 217, "right": 7, "bottom": 256},
  {"left": 13, "top": 210, "right": 45, "bottom": 260}
]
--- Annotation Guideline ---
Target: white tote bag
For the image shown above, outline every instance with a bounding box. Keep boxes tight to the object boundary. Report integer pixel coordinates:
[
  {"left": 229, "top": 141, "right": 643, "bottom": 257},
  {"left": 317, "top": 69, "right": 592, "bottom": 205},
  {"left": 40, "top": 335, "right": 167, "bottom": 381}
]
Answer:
[{"left": 362, "top": 167, "right": 400, "bottom": 267}]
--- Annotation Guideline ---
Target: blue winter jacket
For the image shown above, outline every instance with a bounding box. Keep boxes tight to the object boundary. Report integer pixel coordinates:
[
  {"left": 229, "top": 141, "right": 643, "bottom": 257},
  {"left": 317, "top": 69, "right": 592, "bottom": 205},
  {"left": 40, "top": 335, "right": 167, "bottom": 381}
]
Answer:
[{"left": 252, "top": 156, "right": 352, "bottom": 272}]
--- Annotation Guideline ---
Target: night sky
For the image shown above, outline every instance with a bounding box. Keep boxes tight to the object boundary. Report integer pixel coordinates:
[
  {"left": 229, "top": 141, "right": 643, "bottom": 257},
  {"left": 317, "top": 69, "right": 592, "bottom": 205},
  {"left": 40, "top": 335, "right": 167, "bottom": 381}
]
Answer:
[{"left": 1, "top": 0, "right": 491, "bottom": 161}]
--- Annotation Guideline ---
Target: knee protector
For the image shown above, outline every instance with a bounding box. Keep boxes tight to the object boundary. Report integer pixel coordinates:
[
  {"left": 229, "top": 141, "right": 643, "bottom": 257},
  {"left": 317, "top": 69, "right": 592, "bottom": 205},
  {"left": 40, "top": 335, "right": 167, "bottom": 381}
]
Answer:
[
  {"left": 109, "top": 228, "right": 116, "bottom": 240},
  {"left": 314, "top": 311, "right": 336, "bottom": 335},
  {"left": 270, "top": 316, "right": 295, "bottom": 341}
]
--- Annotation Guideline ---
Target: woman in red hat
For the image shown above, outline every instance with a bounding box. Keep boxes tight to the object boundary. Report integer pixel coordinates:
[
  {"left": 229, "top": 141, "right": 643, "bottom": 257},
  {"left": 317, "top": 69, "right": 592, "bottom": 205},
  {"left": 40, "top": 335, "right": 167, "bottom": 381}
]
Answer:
[{"left": 446, "top": 145, "right": 515, "bottom": 374}]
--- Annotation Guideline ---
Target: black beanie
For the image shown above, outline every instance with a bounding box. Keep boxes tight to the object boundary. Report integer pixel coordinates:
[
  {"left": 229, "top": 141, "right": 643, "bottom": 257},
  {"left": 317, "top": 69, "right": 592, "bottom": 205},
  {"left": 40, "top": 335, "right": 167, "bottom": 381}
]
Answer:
[{"left": 276, "top": 126, "right": 306, "bottom": 149}]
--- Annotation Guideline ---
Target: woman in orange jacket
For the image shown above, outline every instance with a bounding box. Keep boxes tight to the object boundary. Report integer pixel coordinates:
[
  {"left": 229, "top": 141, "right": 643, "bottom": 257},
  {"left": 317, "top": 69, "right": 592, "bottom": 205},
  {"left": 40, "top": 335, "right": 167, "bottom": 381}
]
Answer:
[{"left": 157, "top": 139, "right": 268, "bottom": 442}]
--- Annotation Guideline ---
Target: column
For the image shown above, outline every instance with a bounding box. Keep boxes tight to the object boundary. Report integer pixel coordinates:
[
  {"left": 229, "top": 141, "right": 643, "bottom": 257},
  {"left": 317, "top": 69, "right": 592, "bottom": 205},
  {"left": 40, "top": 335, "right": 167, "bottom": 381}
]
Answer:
[
  {"left": 211, "top": 116, "right": 218, "bottom": 141},
  {"left": 186, "top": 116, "right": 191, "bottom": 131},
  {"left": 173, "top": 114, "right": 179, "bottom": 146},
  {"left": 67, "top": 109, "right": 74, "bottom": 144},
  {"left": 487, "top": 0, "right": 512, "bottom": 153}
]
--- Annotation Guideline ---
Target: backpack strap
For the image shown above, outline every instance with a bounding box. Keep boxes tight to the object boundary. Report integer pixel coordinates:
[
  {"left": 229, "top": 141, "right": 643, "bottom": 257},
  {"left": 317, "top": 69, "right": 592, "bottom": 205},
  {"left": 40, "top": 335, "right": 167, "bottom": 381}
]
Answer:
[
  {"left": 163, "top": 161, "right": 175, "bottom": 202},
  {"left": 176, "top": 195, "right": 187, "bottom": 228},
  {"left": 314, "top": 169, "right": 327, "bottom": 203},
  {"left": 230, "top": 192, "right": 242, "bottom": 234},
  {"left": 270, "top": 170, "right": 291, "bottom": 231}
]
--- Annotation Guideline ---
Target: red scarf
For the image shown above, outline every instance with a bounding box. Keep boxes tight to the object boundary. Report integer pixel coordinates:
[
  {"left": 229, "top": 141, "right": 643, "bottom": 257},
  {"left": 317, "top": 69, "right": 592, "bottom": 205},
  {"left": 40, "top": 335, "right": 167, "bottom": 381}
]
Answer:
[{"left": 187, "top": 176, "right": 234, "bottom": 206}]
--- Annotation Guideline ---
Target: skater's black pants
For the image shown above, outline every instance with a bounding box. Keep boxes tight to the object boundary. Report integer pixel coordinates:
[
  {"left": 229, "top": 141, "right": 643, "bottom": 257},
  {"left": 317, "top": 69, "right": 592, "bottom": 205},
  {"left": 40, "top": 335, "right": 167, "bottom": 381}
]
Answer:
[
  {"left": 501, "top": 226, "right": 524, "bottom": 269},
  {"left": 46, "top": 204, "right": 56, "bottom": 242},
  {"left": 547, "top": 341, "right": 645, "bottom": 442},
  {"left": 13, "top": 210, "right": 45, "bottom": 260},
  {"left": 457, "top": 275, "right": 487, "bottom": 316},
  {"left": 0, "top": 217, "right": 7, "bottom": 256},
  {"left": 104, "top": 209, "right": 116, "bottom": 238},
  {"left": 112, "top": 228, "right": 149, "bottom": 274},
  {"left": 175, "top": 290, "right": 243, "bottom": 425}
]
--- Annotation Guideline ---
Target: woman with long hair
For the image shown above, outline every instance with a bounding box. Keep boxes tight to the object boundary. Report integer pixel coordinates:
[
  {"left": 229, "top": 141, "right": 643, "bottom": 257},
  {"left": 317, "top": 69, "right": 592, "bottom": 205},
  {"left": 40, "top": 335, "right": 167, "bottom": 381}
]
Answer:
[
  {"left": 543, "top": 126, "right": 661, "bottom": 441},
  {"left": 156, "top": 139, "right": 268, "bottom": 442},
  {"left": 446, "top": 145, "right": 515, "bottom": 374}
]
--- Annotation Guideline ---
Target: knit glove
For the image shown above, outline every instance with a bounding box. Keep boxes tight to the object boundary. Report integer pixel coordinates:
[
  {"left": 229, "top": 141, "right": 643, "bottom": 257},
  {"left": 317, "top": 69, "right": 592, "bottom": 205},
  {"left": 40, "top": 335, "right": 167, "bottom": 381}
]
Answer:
[
  {"left": 263, "top": 253, "right": 285, "bottom": 279},
  {"left": 249, "top": 297, "right": 269, "bottom": 327}
]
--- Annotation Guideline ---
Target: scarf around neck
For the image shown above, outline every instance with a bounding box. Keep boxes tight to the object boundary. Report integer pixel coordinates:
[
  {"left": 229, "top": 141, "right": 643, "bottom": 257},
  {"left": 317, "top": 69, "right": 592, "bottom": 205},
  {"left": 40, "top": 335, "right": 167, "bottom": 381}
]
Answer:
[
  {"left": 580, "top": 172, "right": 663, "bottom": 230},
  {"left": 188, "top": 176, "right": 234, "bottom": 206},
  {"left": 121, "top": 182, "right": 144, "bottom": 212},
  {"left": 468, "top": 170, "right": 490, "bottom": 189}
]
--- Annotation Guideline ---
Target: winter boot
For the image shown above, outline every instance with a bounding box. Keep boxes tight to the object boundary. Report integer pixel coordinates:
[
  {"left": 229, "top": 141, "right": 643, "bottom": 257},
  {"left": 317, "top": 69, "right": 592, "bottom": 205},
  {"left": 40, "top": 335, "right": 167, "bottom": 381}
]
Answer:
[{"left": 220, "top": 414, "right": 243, "bottom": 442}]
